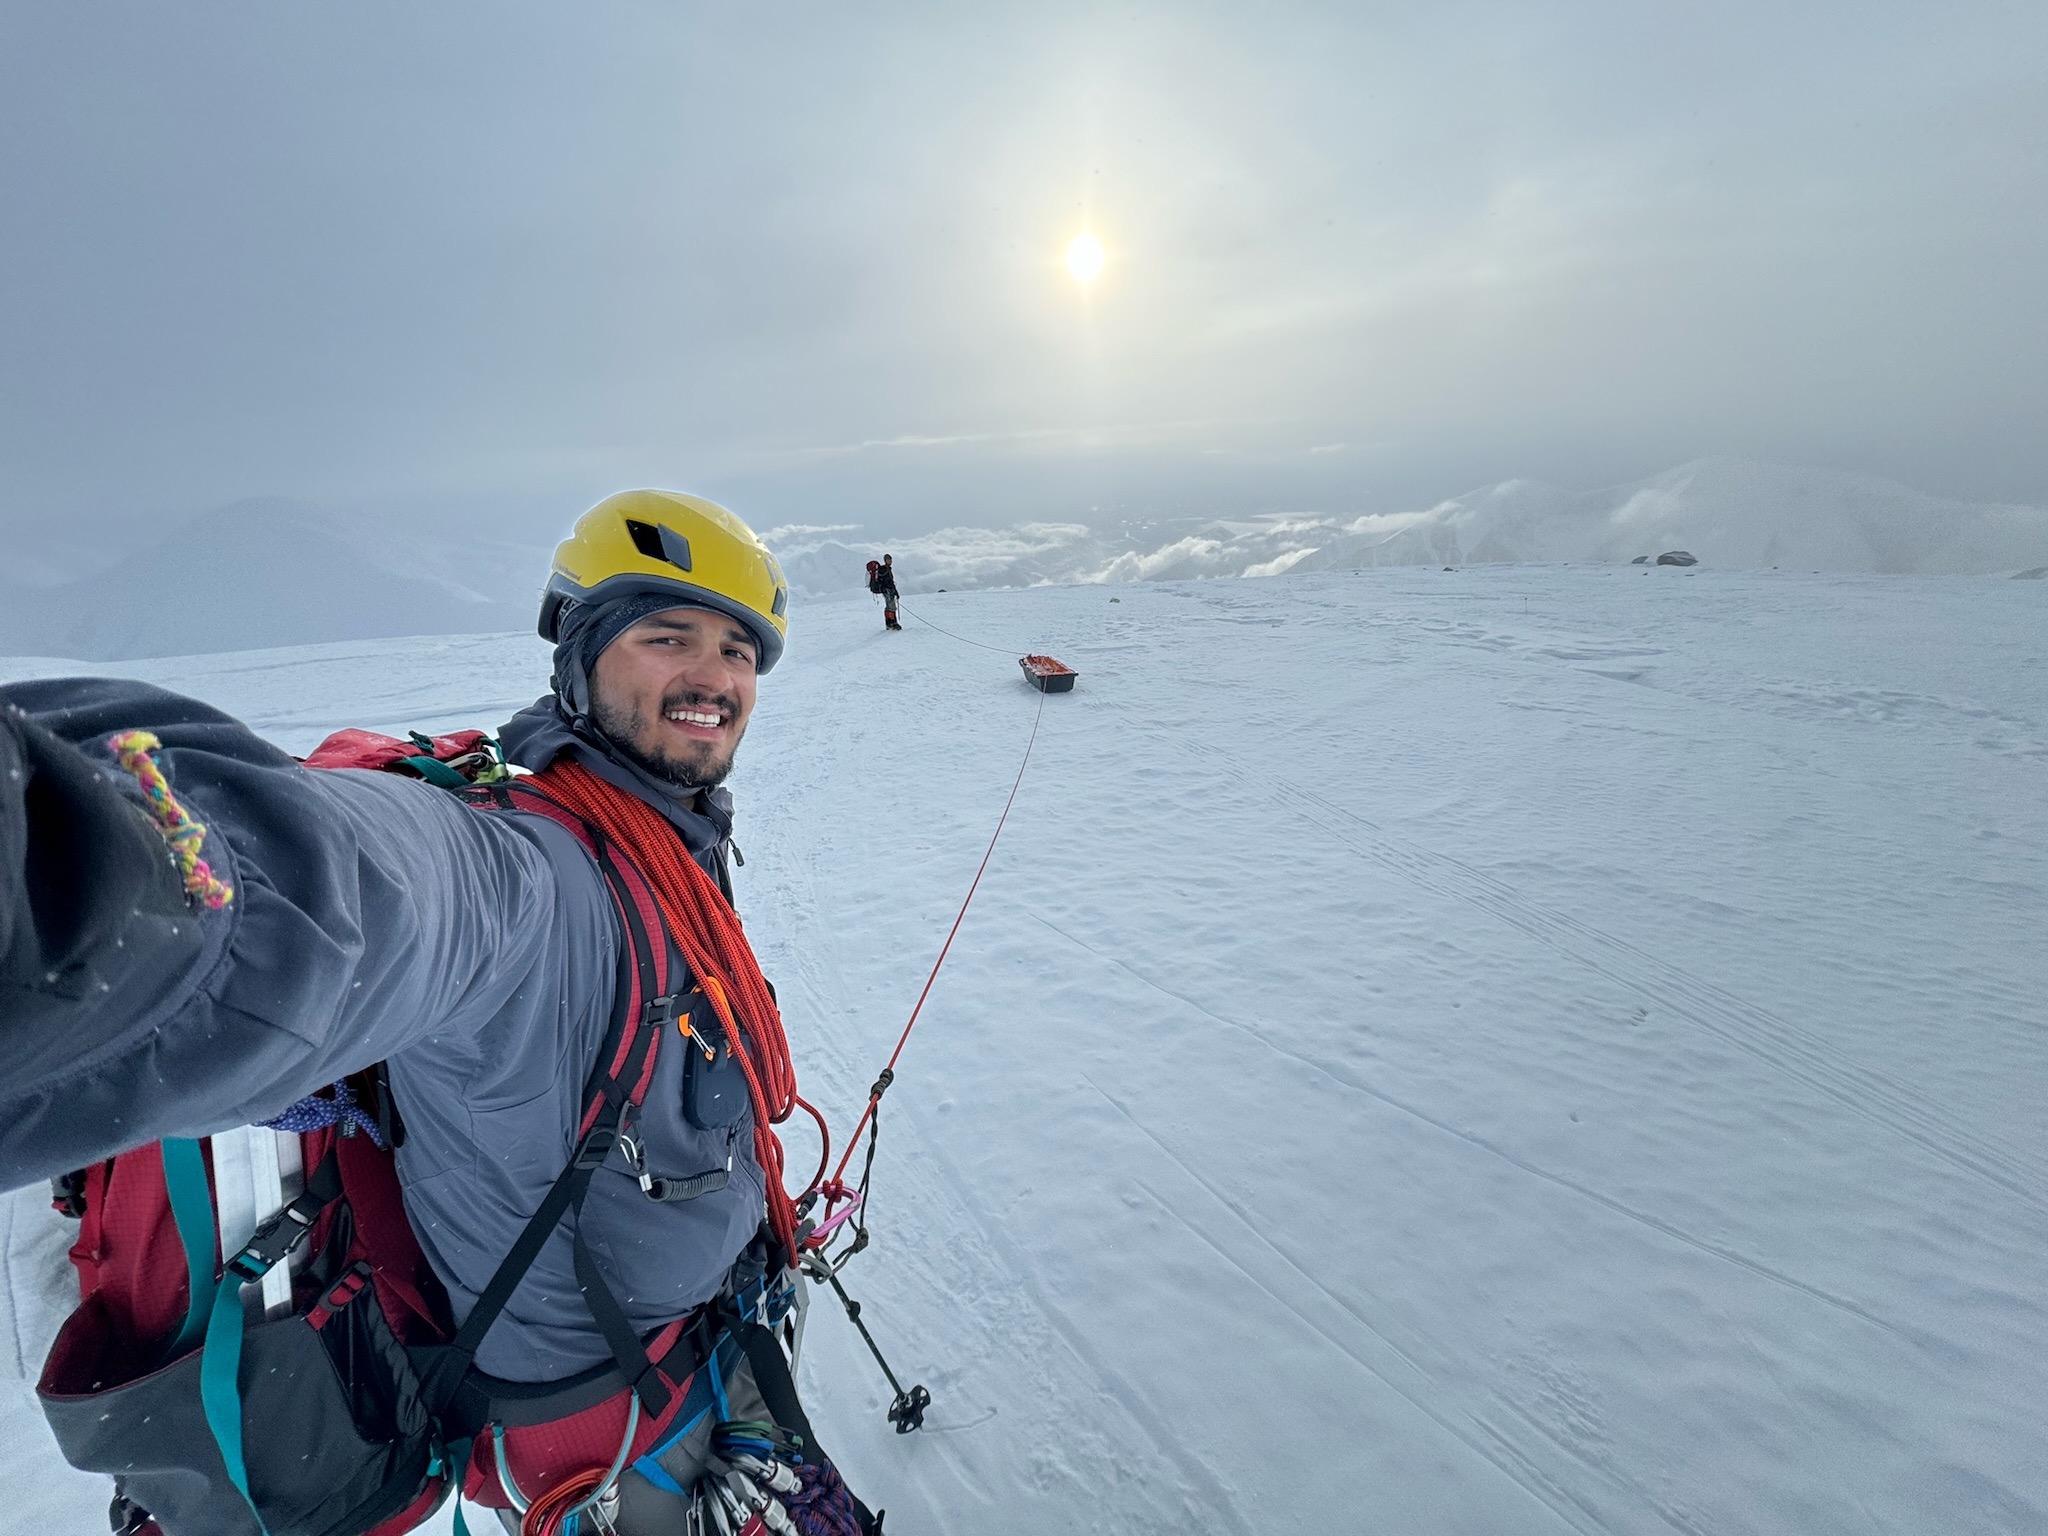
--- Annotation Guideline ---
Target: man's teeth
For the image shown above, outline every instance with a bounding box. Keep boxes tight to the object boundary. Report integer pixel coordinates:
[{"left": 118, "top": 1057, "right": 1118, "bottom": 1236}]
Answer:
[{"left": 666, "top": 708, "right": 723, "bottom": 728}]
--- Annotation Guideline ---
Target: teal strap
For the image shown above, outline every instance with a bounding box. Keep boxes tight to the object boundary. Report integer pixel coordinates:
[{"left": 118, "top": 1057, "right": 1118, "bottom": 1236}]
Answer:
[
  {"left": 200, "top": 1257, "right": 270, "bottom": 1534},
  {"left": 160, "top": 1139, "right": 216, "bottom": 1358},
  {"left": 163, "top": 1136, "right": 269, "bottom": 1528},
  {"left": 447, "top": 1436, "right": 474, "bottom": 1536},
  {"left": 403, "top": 755, "right": 472, "bottom": 789}
]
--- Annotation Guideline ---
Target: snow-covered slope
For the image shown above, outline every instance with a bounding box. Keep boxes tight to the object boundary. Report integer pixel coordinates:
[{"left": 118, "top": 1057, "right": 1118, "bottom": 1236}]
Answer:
[
  {"left": 773, "top": 458, "right": 2048, "bottom": 595},
  {"left": 4, "top": 564, "right": 2045, "bottom": 1534},
  {"left": 0, "top": 499, "right": 544, "bottom": 661}
]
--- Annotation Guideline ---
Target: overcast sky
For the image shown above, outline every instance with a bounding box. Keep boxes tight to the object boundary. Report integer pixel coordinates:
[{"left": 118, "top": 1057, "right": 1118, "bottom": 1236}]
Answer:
[{"left": 2, "top": 1, "right": 2044, "bottom": 548}]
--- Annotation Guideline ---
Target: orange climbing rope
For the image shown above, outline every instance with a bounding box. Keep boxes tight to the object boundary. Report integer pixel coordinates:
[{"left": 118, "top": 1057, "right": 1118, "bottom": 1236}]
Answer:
[
  {"left": 531, "top": 758, "right": 818, "bottom": 1264},
  {"left": 531, "top": 677, "right": 1049, "bottom": 1265}
]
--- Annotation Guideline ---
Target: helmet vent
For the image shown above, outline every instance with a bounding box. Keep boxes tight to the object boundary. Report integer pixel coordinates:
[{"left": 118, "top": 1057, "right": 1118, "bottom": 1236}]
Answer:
[{"left": 624, "top": 518, "right": 693, "bottom": 572}]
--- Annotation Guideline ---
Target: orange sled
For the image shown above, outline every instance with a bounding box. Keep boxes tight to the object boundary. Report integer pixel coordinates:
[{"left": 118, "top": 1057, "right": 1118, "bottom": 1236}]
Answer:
[{"left": 1019, "top": 654, "right": 1078, "bottom": 693}]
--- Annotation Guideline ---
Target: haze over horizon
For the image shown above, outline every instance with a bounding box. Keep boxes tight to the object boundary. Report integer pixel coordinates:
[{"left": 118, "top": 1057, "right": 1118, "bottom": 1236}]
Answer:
[{"left": 3, "top": 2, "right": 2045, "bottom": 553}]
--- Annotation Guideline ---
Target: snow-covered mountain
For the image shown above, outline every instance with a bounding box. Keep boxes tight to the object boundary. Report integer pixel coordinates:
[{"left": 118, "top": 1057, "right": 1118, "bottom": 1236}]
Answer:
[
  {"left": 6, "top": 460, "right": 2043, "bottom": 658},
  {"left": 0, "top": 500, "right": 546, "bottom": 661}
]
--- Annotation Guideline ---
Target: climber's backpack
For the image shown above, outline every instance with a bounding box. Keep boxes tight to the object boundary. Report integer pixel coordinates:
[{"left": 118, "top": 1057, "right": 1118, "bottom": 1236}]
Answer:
[{"left": 34, "top": 728, "right": 829, "bottom": 1536}]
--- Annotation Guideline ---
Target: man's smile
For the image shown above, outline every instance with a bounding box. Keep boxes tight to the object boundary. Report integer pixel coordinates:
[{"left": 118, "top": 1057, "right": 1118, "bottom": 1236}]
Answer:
[
  {"left": 664, "top": 705, "right": 728, "bottom": 734},
  {"left": 659, "top": 692, "right": 742, "bottom": 746}
]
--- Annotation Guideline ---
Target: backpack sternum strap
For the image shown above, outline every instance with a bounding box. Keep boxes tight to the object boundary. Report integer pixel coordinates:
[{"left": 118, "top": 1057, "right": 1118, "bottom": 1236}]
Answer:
[{"left": 225, "top": 1150, "right": 343, "bottom": 1280}]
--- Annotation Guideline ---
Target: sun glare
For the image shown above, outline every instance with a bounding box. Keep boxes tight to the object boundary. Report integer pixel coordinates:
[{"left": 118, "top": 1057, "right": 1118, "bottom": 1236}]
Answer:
[{"left": 1066, "top": 231, "right": 1105, "bottom": 283}]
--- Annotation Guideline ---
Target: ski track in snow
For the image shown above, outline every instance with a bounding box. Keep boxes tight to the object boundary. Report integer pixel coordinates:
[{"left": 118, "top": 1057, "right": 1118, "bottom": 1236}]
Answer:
[
  {"left": 1257, "top": 769, "right": 2046, "bottom": 1210},
  {"left": 1096, "top": 1100, "right": 1632, "bottom": 1536},
  {"left": 1037, "top": 910, "right": 1913, "bottom": 1343},
  {"left": 4, "top": 564, "right": 2045, "bottom": 1535}
]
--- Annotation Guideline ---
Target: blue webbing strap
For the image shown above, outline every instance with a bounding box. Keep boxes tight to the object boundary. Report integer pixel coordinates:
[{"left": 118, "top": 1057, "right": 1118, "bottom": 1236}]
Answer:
[
  {"left": 709, "top": 1347, "right": 733, "bottom": 1425},
  {"left": 634, "top": 1451, "right": 692, "bottom": 1498},
  {"left": 159, "top": 1139, "right": 216, "bottom": 1358},
  {"left": 629, "top": 1332, "right": 738, "bottom": 1495}
]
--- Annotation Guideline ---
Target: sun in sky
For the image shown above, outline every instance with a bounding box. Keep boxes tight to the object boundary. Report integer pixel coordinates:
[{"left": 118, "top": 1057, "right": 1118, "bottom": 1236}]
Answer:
[{"left": 1066, "top": 231, "right": 1105, "bottom": 283}]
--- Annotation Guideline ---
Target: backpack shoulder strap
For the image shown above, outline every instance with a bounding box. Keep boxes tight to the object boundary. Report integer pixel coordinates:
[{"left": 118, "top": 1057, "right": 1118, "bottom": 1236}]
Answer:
[{"left": 425, "top": 782, "right": 682, "bottom": 1416}]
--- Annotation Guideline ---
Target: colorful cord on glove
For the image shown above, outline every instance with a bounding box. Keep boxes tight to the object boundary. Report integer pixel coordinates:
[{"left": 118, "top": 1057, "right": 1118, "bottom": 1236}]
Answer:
[{"left": 107, "top": 729, "right": 234, "bottom": 909}]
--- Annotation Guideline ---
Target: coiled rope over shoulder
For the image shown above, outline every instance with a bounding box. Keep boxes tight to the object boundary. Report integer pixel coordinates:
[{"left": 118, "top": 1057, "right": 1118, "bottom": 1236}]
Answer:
[{"left": 529, "top": 758, "right": 808, "bottom": 1263}]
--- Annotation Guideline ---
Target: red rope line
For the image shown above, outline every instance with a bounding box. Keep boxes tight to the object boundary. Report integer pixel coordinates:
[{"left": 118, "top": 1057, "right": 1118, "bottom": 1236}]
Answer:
[
  {"left": 826, "top": 686, "right": 1047, "bottom": 1192},
  {"left": 532, "top": 759, "right": 802, "bottom": 1263}
]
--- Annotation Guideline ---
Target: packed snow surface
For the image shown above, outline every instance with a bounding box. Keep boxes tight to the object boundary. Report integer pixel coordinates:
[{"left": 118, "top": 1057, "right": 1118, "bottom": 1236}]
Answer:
[{"left": 4, "top": 564, "right": 2045, "bottom": 1534}]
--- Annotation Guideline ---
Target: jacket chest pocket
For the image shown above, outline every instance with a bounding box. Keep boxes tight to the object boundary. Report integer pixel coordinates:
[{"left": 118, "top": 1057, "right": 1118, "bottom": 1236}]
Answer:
[{"left": 682, "top": 989, "right": 748, "bottom": 1130}]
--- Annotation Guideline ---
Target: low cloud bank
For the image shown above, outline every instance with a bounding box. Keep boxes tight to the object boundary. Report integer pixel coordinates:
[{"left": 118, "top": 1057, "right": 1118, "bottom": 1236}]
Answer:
[
  {"left": 771, "top": 458, "right": 2048, "bottom": 598},
  {"left": 6, "top": 460, "right": 2043, "bottom": 660}
]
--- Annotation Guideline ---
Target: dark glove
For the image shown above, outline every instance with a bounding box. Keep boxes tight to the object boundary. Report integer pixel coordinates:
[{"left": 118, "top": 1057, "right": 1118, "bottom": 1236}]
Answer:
[{"left": 1, "top": 700, "right": 204, "bottom": 1031}]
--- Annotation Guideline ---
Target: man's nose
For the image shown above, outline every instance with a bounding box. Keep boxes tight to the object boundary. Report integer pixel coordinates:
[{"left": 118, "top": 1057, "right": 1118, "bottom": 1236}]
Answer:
[{"left": 668, "top": 649, "right": 729, "bottom": 694}]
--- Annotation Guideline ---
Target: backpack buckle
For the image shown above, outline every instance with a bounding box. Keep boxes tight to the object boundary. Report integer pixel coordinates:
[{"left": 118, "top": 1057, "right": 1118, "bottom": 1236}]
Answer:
[
  {"left": 228, "top": 1188, "right": 324, "bottom": 1280},
  {"left": 574, "top": 1123, "right": 620, "bottom": 1170}
]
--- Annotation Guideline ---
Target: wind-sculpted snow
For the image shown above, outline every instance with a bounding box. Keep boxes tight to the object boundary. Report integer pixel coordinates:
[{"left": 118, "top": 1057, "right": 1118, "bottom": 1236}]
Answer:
[
  {"left": 4, "top": 565, "right": 2046, "bottom": 1534},
  {"left": 771, "top": 458, "right": 2048, "bottom": 599}
]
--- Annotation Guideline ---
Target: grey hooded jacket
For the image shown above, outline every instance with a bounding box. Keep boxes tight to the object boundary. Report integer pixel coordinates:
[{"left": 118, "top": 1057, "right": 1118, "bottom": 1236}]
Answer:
[{"left": 0, "top": 678, "right": 767, "bottom": 1383}]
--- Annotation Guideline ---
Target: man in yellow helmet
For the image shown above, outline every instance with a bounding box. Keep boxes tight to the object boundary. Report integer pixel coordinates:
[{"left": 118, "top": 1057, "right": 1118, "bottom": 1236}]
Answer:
[
  {"left": 1, "top": 493, "right": 881, "bottom": 1535},
  {"left": 511, "top": 490, "right": 790, "bottom": 896}
]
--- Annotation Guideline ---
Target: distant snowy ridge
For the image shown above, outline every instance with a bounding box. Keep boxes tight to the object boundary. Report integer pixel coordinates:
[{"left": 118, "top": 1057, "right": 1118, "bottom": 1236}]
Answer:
[
  {"left": 6, "top": 460, "right": 2043, "bottom": 659},
  {"left": 772, "top": 458, "right": 2048, "bottom": 597},
  {"left": 0, "top": 500, "right": 547, "bottom": 662}
]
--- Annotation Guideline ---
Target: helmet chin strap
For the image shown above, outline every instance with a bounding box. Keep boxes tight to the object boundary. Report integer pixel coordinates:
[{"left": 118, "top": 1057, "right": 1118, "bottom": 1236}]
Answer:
[{"left": 553, "top": 661, "right": 594, "bottom": 723}]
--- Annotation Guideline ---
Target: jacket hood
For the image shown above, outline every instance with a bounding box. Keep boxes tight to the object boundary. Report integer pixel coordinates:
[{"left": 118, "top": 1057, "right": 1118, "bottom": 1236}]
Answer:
[{"left": 498, "top": 694, "right": 733, "bottom": 864}]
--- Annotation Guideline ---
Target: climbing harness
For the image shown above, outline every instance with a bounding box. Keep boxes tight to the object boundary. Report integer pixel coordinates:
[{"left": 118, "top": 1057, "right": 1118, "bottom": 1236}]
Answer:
[{"left": 498, "top": 1394, "right": 639, "bottom": 1535}]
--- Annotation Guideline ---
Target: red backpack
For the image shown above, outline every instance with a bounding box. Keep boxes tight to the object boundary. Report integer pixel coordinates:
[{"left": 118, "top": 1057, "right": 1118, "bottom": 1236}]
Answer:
[{"left": 35, "top": 728, "right": 803, "bottom": 1536}]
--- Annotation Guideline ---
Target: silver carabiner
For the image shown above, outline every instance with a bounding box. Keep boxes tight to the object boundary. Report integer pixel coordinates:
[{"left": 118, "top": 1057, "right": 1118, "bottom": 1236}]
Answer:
[{"left": 619, "top": 1131, "right": 657, "bottom": 1195}]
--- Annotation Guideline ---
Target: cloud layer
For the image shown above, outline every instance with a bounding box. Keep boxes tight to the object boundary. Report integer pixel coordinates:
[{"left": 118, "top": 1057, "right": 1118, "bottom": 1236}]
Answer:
[{"left": 2, "top": 3, "right": 2045, "bottom": 545}]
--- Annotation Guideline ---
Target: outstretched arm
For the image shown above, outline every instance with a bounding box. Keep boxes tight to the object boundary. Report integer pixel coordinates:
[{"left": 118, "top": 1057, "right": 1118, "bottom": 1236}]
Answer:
[{"left": 0, "top": 678, "right": 578, "bottom": 1190}]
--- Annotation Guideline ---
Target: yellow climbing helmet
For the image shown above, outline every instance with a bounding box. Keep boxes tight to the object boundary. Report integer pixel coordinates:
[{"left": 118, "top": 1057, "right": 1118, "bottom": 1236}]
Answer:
[{"left": 539, "top": 490, "right": 789, "bottom": 672}]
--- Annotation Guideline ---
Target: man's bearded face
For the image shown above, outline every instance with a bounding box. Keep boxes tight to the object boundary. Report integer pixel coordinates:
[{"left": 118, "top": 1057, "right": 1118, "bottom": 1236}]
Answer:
[{"left": 587, "top": 606, "right": 759, "bottom": 787}]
